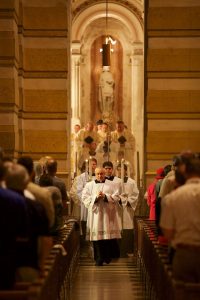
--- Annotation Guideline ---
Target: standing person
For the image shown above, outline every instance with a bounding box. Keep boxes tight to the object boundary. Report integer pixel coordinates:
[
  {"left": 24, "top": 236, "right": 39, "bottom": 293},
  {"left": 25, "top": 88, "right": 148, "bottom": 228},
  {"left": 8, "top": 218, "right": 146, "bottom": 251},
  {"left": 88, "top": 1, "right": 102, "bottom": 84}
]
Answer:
[
  {"left": 146, "top": 168, "right": 164, "bottom": 220},
  {"left": 46, "top": 158, "right": 68, "bottom": 210},
  {"left": 70, "top": 158, "right": 97, "bottom": 239},
  {"left": 116, "top": 163, "right": 139, "bottom": 257},
  {"left": 17, "top": 156, "right": 55, "bottom": 228},
  {"left": 103, "top": 161, "right": 121, "bottom": 184},
  {"left": 82, "top": 167, "right": 121, "bottom": 266},
  {"left": 160, "top": 158, "right": 200, "bottom": 282},
  {"left": 75, "top": 121, "right": 100, "bottom": 171},
  {"left": 75, "top": 121, "right": 100, "bottom": 151},
  {"left": 0, "top": 162, "right": 28, "bottom": 289},
  {"left": 111, "top": 120, "right": 135, "bottom": 177},
  {"left": 5, "top": 164, "right": 52, "bottom": 282}
]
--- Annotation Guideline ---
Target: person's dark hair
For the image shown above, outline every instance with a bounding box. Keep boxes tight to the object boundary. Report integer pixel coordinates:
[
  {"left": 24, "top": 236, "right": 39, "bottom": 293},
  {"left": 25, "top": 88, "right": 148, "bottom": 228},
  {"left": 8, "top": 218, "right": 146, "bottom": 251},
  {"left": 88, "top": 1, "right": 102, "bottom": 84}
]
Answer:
[
  {"left": 96, "top": 119, "right": 103, "bottom": 125},
  {"left": 186, "top": 158, "right": 200, "bottom": 177},
  {"left": 103, "top": 161, "right": 113, "bottom": 168},
  {"left": 39, "top": 174, "right": 54, "bottom": 187},
  {"left": 46, "top": 159, "right": 57, "bottom": 174},
  {"left": 163, "top": 164, "right": 172, "bottom": 176},
  {"left": 173, "top": 151, "right": 195, "bottom": 167},
  {"left": 91, "top": 158, "right": 97, "bottom": 164},
  {"left": 17, "top": 156, "right": 34, "bottom": 175}
]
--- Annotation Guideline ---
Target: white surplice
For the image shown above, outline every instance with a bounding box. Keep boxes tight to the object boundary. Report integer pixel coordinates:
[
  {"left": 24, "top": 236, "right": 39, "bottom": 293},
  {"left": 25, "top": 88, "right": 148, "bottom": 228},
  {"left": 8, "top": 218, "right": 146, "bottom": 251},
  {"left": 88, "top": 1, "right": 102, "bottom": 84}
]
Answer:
[
  {"left": 70, "top": 172, "right": 95, "bottom": 221},
  {"left": 120, "top": 177, "right": 139, "bottom": 229},
  {"left": 82, "top": 179, "right": 122, "bottom": 241}
]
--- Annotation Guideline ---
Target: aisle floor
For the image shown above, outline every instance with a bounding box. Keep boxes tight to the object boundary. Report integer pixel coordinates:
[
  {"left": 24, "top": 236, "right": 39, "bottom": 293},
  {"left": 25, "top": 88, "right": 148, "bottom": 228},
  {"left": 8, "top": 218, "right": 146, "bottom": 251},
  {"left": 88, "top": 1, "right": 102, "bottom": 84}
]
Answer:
[{"left": 70, "top": 254, "right": 146, "bottom": 300}]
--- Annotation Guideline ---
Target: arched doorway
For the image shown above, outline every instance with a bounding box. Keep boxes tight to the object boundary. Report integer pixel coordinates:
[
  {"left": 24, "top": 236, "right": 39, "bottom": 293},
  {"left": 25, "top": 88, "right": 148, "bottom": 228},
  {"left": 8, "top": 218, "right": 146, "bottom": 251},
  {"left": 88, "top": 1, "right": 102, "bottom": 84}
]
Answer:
[{"left": 71, "top": 1, "right": 144, "bottom": 183}]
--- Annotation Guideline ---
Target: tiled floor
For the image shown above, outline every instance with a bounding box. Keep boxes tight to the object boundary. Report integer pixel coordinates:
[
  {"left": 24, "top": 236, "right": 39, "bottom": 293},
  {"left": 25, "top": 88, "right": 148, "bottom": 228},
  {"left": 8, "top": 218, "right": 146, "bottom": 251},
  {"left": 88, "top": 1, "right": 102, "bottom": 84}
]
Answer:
[{"left": 70, "top": 249, "right": 147, "bottom": 300}]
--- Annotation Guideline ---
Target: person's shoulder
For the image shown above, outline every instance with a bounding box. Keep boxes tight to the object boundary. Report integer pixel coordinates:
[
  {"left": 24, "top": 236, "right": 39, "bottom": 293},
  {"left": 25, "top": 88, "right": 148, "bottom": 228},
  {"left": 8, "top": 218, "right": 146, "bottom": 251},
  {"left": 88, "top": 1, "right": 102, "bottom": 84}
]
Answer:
[
  {"left": 27, "top": 182, "right": 51, "bottom": 198},
  {"left": 113, "top": 177, "right": 122, "bottom": 183},
  {"left": 0, "top": 187, "right": 25, "bottom": 204},
  {"left": 47, "top": 186, "right": 62, "bottom": 202},
  {"left": 127, "top": 177, "right": 136, "bottom": 184},
  {"left": 53, "top": 176, "right": 66, "bottom": 186},
  {"left": 84, "top": 180, "right": 94, "bottom": 188}
]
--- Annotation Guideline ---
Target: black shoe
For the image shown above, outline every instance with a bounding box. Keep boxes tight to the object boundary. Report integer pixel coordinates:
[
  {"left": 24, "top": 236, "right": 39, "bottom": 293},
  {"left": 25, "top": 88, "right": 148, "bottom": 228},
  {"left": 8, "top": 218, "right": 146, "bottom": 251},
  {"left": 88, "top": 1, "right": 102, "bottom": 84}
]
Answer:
[
  {"left": 95, "top": 260, "right": 103, "bottom": 266},
  {"left": 104, "top": 258, "right": 112, "bottom": 264}
]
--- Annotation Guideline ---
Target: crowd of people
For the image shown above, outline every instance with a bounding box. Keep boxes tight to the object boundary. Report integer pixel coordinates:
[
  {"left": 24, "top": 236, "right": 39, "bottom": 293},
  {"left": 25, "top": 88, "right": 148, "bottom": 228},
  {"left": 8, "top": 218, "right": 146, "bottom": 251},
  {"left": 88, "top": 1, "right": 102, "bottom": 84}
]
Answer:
[
  {"left": 1, "top": 135, "right": 200, "bottom": 289},
  {"left": 71, "top": 119, "right": 136, "bottom": 178},
  {"left": 70, "top": 158, "right": 139, "bottom": 266},
  {"left": 146, "top": 151, "right": 200, "bottom": 283},
  {"left": 0, "top": 149, "right": 68, "bottom": 290}
]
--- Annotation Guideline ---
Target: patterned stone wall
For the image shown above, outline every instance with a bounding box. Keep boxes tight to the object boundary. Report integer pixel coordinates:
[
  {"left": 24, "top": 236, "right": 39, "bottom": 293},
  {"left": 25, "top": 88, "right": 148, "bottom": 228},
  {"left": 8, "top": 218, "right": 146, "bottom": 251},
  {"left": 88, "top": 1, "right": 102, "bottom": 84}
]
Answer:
[
  {"left": 0, "top": 0, "right": 70, "bottom": 182},
  {"left": 145, "top": 0, "right": 200, "bottom": 186}
]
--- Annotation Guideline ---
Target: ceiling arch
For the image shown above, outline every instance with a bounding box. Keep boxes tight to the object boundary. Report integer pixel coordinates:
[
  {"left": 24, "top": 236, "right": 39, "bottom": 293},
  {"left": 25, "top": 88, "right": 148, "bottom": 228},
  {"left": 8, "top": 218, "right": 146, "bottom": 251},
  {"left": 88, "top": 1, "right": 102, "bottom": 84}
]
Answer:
[{"left": 72, "top": 1, "right": 144, "bottom": 44}]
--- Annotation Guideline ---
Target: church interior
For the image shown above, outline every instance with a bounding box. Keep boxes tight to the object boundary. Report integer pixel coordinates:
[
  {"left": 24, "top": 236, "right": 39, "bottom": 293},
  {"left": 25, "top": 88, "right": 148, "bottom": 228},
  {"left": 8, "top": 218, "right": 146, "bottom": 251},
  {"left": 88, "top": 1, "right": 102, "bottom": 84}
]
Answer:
[{"left": 0, "top": 0, "right": 200, "bottom": 299}]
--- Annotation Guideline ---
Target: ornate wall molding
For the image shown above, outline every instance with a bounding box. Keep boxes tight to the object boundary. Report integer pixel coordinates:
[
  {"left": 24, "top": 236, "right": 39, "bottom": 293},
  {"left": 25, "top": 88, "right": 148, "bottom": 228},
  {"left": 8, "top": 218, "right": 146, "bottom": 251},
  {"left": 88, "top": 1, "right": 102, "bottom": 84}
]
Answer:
[{"left": 72, "top": 0, "right": 143, "bottom": 28}]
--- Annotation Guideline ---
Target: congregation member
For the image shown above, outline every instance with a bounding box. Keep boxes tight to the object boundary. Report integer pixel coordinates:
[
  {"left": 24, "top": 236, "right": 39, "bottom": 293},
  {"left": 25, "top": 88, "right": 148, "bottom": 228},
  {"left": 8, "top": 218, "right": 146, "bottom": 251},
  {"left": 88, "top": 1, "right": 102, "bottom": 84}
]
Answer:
[
  {"left": 5, "top": 163, "right": 52, "bottom": 283},
  {"left": 146, "top": 167, "right": 165, "bottom": 220},
  {"left": 82, "top": 167, "right": 121, "bottom": 266},
  {"left": 18, "top": 156, "right": 55, "bottom": 228},
  {"left": 39, "top": 174, "right": 64, "bottom": 235},
  {"left": 46, "top": 158, "right": 68, "bottom": 209},
  {"left": 116, "top": 163, "right": 139, "bottom": 256},
  {"left": 160, "top": 158, "right": 200, "bottom": 282},
  {"left": 0, "top": 162, "right": 28, "bottom": 289},
  {"left": 156, "top": 151, "right": 195, "bottom": 247}
]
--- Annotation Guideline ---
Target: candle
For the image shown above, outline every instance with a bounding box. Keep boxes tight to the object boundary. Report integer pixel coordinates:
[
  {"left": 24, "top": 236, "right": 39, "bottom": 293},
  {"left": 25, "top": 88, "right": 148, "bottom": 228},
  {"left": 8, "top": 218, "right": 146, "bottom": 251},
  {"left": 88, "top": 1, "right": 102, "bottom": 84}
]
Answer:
[
  {"left": 115, "top": 160, "right": 119, "bottom": 177},
  {"left": 121, "top": 158, "right": 125, "bottom": 183},
  {"left": 127, "top": 161, "right": 130, "bottom": 178},
  {"left": 89, "top": 156, "right": 92, "bottom": 178},
  {"left": 75, "top": 151, "right": 78, "bottom": 175},
  {"left": 85, "top": 159, "right": 88, "bottom": 174}
]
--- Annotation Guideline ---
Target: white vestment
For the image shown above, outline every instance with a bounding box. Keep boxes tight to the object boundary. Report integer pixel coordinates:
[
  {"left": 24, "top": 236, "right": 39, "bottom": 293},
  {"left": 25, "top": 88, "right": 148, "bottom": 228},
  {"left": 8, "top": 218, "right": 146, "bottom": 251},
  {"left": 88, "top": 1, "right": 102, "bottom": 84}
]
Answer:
[
  {"left": 111, "top": 129, "right": 136, "bottom": 176},
  {"left": 82, "top": 180, "right": 122, "bottom": 241},
  {"left": 69, "top": 172, "right": 95, "bottom": 221},
  {"left": 120, "top": 178, "right": 139, "bottom": 229}
]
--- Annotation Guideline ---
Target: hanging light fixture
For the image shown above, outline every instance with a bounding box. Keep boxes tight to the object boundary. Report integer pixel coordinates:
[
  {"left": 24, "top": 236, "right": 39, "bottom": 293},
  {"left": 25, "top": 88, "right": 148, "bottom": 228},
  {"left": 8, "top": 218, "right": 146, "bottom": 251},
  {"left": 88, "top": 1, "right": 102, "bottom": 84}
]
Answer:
[{"left": 101, "top": 0, "right": 116, "bottom": 67}]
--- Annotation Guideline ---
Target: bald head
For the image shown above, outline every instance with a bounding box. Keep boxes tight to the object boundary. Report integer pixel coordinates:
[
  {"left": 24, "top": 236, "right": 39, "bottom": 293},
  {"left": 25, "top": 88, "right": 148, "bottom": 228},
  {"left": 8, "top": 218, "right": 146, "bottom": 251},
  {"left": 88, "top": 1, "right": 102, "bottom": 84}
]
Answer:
[
  {"left": 5, "top": 163, "right": 29, "bottom": 192},
  {"left": 95, "top": 167, "right": 105, "bottom": 182}
]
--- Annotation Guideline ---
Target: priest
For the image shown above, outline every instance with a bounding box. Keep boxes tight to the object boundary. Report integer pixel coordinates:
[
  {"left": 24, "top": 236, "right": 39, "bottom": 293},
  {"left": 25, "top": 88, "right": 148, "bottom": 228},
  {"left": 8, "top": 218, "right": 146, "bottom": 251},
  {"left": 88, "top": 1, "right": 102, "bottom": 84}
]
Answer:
[{"left": 82, "top": 167, "right": 121, "bottom": 266}]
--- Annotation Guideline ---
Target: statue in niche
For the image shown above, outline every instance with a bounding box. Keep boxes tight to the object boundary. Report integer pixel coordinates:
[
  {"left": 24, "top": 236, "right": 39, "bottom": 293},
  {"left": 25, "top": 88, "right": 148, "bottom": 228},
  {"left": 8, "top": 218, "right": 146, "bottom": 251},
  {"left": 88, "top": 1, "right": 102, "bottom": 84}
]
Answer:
[{"left": 98, "top": 66, "right": 115, "bottom": 117}]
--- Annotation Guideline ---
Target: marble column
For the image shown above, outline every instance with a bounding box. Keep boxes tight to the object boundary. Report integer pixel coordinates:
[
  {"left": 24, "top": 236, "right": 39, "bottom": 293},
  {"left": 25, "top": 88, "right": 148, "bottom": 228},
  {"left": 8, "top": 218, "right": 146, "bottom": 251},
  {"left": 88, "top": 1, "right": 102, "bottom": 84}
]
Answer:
[
  {"left": 71, "top": 42, "right": 81, "bottom": 128},
  {"left": 130, "top": 46, "right": 144, "bottom": 186}
]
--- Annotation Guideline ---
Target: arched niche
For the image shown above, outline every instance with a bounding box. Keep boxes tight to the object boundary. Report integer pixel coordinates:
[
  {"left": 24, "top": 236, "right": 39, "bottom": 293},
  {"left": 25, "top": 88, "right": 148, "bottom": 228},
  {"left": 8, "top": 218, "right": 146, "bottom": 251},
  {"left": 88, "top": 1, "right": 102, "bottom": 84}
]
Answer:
[{"left": 71, "top": 1, "right": 144, "bottom": 183}]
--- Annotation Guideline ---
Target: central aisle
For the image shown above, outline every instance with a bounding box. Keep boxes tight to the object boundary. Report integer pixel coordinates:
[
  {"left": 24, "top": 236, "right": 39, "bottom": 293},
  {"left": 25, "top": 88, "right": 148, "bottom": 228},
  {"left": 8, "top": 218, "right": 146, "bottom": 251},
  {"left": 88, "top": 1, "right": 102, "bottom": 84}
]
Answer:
[{"left": 70, "top": 256, "right": 146, "bottom": 300}]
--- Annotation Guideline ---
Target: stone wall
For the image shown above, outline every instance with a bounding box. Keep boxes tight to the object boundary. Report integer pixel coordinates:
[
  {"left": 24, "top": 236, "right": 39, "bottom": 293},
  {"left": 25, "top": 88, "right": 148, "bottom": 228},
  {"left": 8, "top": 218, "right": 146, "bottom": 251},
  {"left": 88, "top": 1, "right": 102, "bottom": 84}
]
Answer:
[
  {"left": 145, "top": 0, "right": 200, "bottom": 186},
  {"left": 0, "top": 0, "right": 70, "bottom": 183}
]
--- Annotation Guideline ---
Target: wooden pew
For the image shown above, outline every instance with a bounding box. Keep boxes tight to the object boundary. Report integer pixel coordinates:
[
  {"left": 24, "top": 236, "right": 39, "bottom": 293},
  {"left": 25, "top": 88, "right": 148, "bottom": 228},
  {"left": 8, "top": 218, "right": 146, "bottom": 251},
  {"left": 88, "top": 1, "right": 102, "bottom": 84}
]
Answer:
[
  {"left": 0, "top": 220, "right": 80, "bottom": 300},
  {"left": 134, "top": 217, "right": 200, "bottom": 300}
]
